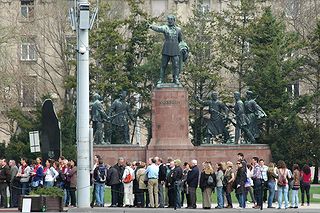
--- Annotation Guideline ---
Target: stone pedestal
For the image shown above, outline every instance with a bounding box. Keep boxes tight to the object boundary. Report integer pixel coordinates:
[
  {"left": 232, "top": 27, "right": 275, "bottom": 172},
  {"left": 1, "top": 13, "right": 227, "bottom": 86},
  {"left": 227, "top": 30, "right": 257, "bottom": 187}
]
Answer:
[{"left": 148, "top": 86, "right": 193, "bottom": 149}]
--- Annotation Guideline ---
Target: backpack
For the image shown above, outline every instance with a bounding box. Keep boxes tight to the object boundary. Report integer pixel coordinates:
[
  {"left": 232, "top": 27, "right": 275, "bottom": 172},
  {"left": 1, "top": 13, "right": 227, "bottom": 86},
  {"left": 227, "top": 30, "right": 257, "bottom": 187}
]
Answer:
[
  {"left": 278, "top": 169, "right": 288, "bottom": 186},
  {"left": 207, "top": 174, "right": 216, "bottom": 187},
  {"left": 97, "top": 165, "right": 106, "bottom": 183}
]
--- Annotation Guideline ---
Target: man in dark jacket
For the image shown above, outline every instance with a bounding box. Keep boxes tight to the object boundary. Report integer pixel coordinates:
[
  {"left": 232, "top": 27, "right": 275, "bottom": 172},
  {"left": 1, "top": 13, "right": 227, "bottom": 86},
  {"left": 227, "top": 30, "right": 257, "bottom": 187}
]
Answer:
[
  {"left": 107, "top": 157, "right": 125, "bottom": 207},
  {"left": 186, "top": 159, "right": 199, "bottom": 209},
  {"left": 172, "top": 159, "right": 183, "bottom": 209},
  {"left": 0, "top": 159, "right": 10, "bottom": 208}
]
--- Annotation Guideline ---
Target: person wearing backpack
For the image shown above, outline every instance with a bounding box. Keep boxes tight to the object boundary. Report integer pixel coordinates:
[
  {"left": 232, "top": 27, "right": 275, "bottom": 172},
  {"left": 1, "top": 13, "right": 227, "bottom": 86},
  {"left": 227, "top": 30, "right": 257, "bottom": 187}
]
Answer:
[
  {"left": 122, "top": 162, "right": 135, "bottom": 207},
  {"left": 199, "top": 161, "right": 216, "bottom": 209},
  {"left": 276, "top": 160, "right": 291, "bottom": 209},
  {"left": 94, "top": 159, "right": 107, "bottom": 207}
]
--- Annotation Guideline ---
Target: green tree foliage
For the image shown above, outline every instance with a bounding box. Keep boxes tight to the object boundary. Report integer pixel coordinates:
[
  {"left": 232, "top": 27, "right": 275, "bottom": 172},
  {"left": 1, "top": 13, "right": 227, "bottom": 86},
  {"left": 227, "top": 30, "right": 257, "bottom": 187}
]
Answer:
[
  {"left": 4, "top": 107, "right": 41, "bottom": 162},
  {"left": 245, "top": 7, "right": 301, "bottom": 132},
  {"left": 216, "top": 0, "right": 257, "bottom": 92}
]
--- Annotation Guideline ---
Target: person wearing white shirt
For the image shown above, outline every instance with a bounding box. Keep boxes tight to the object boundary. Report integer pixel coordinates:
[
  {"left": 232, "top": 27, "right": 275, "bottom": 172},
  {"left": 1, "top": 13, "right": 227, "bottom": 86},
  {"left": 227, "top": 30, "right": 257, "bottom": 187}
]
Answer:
[
  {"left": 44, "top": 159, "right": 59, "bottom": 187},
  {"left": 122, "top": 162, "right": 135, "bottom": 207}
]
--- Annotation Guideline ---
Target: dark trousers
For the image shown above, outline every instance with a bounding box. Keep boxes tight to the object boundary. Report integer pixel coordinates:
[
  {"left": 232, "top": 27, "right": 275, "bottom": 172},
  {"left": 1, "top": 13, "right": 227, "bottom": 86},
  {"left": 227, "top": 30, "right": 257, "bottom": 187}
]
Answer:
[
  {"left": 168, "top": 186, "right": 174, "bottom": 207},
  {"left": 70, "top": 187, "right": 76, "bottom": 206},
  {"left": 189, "top": 187, "right": 196, "bottom": 208},
  {"left": 10, "top": 182, "right": 20, "bottom": 208},
  {"left": 301, "top": 182, "right": 310, "bottom": 204},
  {"left": 111, "top": 183, "right": 124, "bottom": 206},
  {"left": 91, "top": 183, "right": 96, "bottom": 205},
  {"left": 0, "top": 183, "right": 8, "bottom": 207},
  {"left": 226, "top": 191, "right": 233, "bottom": 207},
  {"left": 253, "top": 179, "right": 262, "bottom": 207}
]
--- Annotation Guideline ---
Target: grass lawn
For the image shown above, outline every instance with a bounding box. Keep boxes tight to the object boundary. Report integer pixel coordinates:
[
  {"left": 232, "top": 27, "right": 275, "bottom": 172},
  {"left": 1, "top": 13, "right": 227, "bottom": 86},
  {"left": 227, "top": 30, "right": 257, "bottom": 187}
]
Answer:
[{"left": 100, "top": 185, "right": 320, "bottom": 204}]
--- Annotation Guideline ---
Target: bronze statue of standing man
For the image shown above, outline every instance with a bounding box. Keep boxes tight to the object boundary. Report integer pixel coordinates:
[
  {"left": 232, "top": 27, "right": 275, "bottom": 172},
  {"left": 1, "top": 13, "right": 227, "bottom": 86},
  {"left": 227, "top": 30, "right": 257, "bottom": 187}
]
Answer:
[{"left": 149, "top": 15, "right": 183, "bottom": 85}]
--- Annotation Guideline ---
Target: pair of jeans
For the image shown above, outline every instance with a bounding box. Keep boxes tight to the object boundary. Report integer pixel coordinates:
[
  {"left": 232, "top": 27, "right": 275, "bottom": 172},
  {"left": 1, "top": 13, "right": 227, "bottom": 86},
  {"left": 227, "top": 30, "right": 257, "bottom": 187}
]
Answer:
[
  {"left": 236, "top": 193, "right": 246, "bottom": 208},
  {"left": 95, "top": 183, "right": 105, "bottom": 206},
  {"left": 278, "top": 185, "right": 289, "bottom": 209},
  {"left": 267, "top": 181, "right": 276, "bottom": 207},
  {"left": 44, "top": 181, "right": 54, "bottom": 188},
  {"left": 291, "top": 189, "right": 299, "bottom": 207},
  {"left": 20, "top": 182, "right": 30, "bottom": 195},
  {"left": 174, "top": 181, "right": 182, "bottom": 208},
  {"left": 301, "top": 182, "right": 310, "bottom": 204},
  {"left": 216, "top": 186, "right": 224, "bottom": 208},
  {"left": 158, "top": 182, "right": 164, "bottom": 207},
  {"left": 253, "top": 179, "right": 262, "bottom": 206}
]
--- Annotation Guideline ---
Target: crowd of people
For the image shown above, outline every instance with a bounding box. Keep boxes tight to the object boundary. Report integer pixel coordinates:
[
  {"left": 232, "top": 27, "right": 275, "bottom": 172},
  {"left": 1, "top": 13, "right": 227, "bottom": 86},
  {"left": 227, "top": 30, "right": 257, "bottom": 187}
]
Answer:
[
  {"left": 0, "top": 153, "right": 313, "bottom": 209},
  {"left": 90, "top": 153, "right": 312, "bottom": 209},
  {"left": 0, "top": 157, "right": 77, "bottom": 208}
]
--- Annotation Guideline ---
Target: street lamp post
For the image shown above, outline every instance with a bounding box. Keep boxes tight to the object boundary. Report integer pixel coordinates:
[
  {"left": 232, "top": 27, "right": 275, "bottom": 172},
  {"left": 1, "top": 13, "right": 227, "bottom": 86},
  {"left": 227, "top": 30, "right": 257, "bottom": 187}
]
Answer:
[{"left": 76, "top": 0, "right": 90, "bottom": 208}]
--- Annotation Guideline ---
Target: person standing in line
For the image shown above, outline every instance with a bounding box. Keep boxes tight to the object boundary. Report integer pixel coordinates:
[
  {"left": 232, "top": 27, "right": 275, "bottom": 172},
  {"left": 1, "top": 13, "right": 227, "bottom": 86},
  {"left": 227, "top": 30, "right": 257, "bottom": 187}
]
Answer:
[
  {"left": 90, "top": 155, "right": 101, "bottom": 208},
  {"left": 267, "top": 162, "right": 277, "bottom": 208},
  {"left": 9, "top": 160, "right": 19, "bottom": 208},
  {"left": 290, "top": 164, "right": 300, "bottom": 209},
  {"left": 123, "top": 162, "right": 135, "bottom": 207},
  {"left": 135, "top": 162, "right": 147, "bottom": 207},
  {"left": 259, "top": 159, "right": 269, "bottom": 203},
  {"left": 93, "top": 158, "right": 106, "bottom": 207},
  {"left": 251, "top": 157, "right": 262, "bottom": 209},
  {"left": 199, "top": 161, "right": 216, "bottom": 209},
  {"left": 215, "top": 163, "right": 224, "bottom": 209},
  {"left": 181, "top": 162, "right": 190, "bottom": 207},
  {"left": 145, "top": 158, "right": 159, "bottom": 208},
  {"left": 30, "top": 157, "right": 44, "bottom": 190},
  {"left": 156, "top": 157, "right": 166, "bottom": 208},
  {"left": 67, "top": 160, "right": 77, "bottom": 207},
  {"left": 300, "top": 164, "right": 311, "bottom": 206},
  {"left": 277, "top": 160, "right": 291, "bottom": 209},
  {"left": 224, "top": 161, "right": 235, "bottom": 208},
  {"left": 43, "top": 159, "right": 59, "bottom": 188},
  {"left": 0, "top": 159, "right": 10, "bottom": 208},
  {"left": 235, "top": 160, "right": 246, "bottom": 208},
  {"left": 16, "top": 158, "right": 31, "bottom": 195},
  {"left": 172, "top": 159, "right": 183, "bottom": 209},
  {"left": 186, "top": 160, "right": 199, "bottom": 209}
]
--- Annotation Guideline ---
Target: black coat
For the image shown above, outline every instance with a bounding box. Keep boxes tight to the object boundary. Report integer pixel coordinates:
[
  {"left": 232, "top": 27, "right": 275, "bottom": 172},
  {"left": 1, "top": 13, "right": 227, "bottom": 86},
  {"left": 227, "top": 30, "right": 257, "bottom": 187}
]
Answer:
[
  {"left": 158, "top": 164, "right": 167, "bottom": 182},
  {"left": 187, "top": 165, "right": 199, "bottom": 188},
  {"left": 0, "top": 165, "right": 10, "bottom": 184},
  {"left": 235, "top": 167, "right": 246, "bottom": 194},
  {"left": 199, "top": 172, "right": 216, "bottom": 190},
  {"left": 107, "top": 164, "right": 124, "bottom": 186},
  {"left": 172, "top": 166, "right": 183, "bottom": 182}
]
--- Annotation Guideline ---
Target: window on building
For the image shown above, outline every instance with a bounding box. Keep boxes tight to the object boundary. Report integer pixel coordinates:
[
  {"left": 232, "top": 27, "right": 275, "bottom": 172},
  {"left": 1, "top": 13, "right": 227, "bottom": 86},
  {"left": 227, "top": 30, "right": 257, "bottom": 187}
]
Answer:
[
  {"left": 21, "top": 76, "right": 37, "bottom": 107},
  {"left": 151, "top": 0, "right": 168, "bottom": 17},
  {"left": 285, "top": 0, "right": 300, "bottom": 18},
  {"left": 20, "top": 0, "right": 35, "bottom": 20},
  {"left": 21, "top": 38, "right": 36, "bottom": 61},
  {"left": 199, "top": 0, "right": 211, "bottom": 14}
]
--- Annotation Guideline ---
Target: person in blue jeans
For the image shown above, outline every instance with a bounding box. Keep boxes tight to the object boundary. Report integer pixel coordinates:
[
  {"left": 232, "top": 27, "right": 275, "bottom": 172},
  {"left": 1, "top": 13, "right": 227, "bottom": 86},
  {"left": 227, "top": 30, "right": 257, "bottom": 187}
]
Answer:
[
  {"left": 93, "top": 159, "right": 107, "bottom": 207},
  {"left": 277, "top": 160, "right": 291, "bottom": 209},
  {"left": 267, "top": 163, "right": 277, "bottom": 208},
  {"left": 215, "top": 163, "right": 224, "bottom": 209}
]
